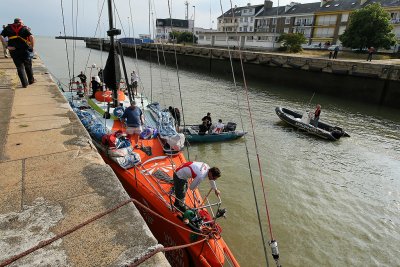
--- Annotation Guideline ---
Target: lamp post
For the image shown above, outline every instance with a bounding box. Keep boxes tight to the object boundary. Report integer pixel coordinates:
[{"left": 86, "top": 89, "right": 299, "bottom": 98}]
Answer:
[
  {"left": 193, "top": 5, "right": 196, "bottom": 45},
  {"left": 127, "top": 17, "right": 131, "bottom": 37}
]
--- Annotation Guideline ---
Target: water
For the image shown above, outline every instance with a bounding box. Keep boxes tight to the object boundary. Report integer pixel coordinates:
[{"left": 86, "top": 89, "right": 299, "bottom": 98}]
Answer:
[{"left": 36, "top": 36, "right": 400, "bottom": 267}]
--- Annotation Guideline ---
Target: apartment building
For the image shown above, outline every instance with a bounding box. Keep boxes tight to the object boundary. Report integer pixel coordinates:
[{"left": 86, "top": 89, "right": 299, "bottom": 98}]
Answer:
[
  {"left": 199, "top": 0, "right": 400, "bottom": 50},
  {"left": 217, "top": 3, "right": 264, "bottom": 32},
  {"left": 155, "top": 18, "right": 194, "bottom": 41}
]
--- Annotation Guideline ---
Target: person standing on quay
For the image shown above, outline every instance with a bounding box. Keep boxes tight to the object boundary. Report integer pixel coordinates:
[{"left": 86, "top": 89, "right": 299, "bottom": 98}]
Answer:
[
  {"left": 1, "top": 25, "right": 10, "bottom": 58},
  {"left": 0, "top": 18, "right": 35, "bottom": 88},
  {"left": 333, "top": 46, "right": 340, "bottom": 59},
  {"left": 367, "top": 47, "right": 375, "bottom": 61}
]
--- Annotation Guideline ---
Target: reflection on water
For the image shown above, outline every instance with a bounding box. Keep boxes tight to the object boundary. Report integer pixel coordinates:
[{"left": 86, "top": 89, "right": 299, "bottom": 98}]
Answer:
[{"left": 36, "top": 37, "right": 400, "bottom": 267}]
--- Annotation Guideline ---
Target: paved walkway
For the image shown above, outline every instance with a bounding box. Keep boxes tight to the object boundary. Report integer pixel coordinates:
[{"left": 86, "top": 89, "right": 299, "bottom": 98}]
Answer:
[{"left": 0, "top": 48, "right": 169, "bottom": 266}]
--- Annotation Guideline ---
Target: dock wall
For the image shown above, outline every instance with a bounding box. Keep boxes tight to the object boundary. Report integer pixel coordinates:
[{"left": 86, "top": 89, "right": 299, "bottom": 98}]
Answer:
[{"left": 86, "top": 39, "right": 400, "bottom": 108}]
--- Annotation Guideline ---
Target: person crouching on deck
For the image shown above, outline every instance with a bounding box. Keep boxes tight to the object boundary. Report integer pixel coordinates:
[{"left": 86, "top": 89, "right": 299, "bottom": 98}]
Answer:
[
  {"left": 173, "top": 161, "right": 221, "bottom": 212},
  {"left": 121, "top": 101, "right": 144, "bottom": 148}
]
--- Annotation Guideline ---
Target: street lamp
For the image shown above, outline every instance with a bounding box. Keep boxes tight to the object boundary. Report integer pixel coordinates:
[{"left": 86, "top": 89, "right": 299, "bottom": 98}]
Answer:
[{"left": 193, "top": 5, "right": 196, "bottom": 45}]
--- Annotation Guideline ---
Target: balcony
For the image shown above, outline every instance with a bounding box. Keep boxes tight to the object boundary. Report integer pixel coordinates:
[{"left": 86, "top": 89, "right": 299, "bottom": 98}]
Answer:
[
  {"left": 294, "top": 22, "right": 313, "bottom": 26},
  {"left": 220, "top": 22, "right": 239, "bottom": 27}
]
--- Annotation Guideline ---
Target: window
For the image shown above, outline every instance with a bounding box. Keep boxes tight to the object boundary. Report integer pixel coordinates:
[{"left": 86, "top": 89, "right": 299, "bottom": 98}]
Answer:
[
  {"left": 244, "top": 27, "right": 248, "bottom": 32},
  {"left": 240, "top": 17, "right": 243, "bottom": 22},
  {"left": 216, "top": 36, "right": 226, "bottom": 41},
  {"left": 239, "top": 27, "right": 242, "bottom": 31},
  {"left": 285, "top": 17, "right": 291, "bottom": 24},
  {"left": 341, "top": 13, "right": 349, "bottom": 22},
  {"left": 247, "top": 36, "right": 254, "bottom": 41},
  {"left": 243, "top": 9, "right": 248, "bottom": 14},
  {"left": 245, "top": 17, "right": 248, "bottom": 22},
  {"left": 250, "top": 26, "right": 253, "bottom": 31},
  {"left": 250, "top": 17, "right": 254, "bottom": 23},
  {"left": 271, "top": 28, "right": 276, "bottom": 33},
  {"left": 272, "top": 18, "right": 277, "bottom": 25},
  {"left": 284, "top": 28, "right": 289, "bottom": 33},
  {"left": 228, "top": 36, "right": 239, "bottom": 41}
]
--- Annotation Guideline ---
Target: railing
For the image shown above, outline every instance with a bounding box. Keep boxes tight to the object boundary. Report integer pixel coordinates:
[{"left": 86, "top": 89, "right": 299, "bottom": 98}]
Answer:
[{"left": 294, "top": 22, "right": 313, "bottom": 26}]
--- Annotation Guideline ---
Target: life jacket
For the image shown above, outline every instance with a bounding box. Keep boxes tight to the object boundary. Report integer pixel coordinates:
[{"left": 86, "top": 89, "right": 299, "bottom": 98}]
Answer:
[
  {"left": 176, "top": 162, "right": 197, "bottom": 178},
  {"left": 8, "top": 24, "right": 31, "bottom": 47}
]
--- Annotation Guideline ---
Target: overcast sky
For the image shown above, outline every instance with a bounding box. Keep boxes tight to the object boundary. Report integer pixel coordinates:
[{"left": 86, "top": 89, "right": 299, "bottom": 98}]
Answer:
[{"left": 0, "top": 0, "right": 316, "bottom": 37}]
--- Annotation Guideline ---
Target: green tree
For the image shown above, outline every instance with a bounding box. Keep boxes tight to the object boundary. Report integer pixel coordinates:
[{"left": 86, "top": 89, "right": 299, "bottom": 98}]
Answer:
[
  {"left": 340, "top": 3, "right": 397, "bottom": 50},
  {"left": 169, "top": 30, "right": 197, "bottom": 44},
  {"left": 277, "top": 33, "right": 307, "bottom": 53}
]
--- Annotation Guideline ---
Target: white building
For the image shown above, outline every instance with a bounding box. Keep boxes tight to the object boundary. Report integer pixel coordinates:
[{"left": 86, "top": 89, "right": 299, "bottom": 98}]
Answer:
[{"left": 155, "top": 18, "right": 194, "bottom": 41}]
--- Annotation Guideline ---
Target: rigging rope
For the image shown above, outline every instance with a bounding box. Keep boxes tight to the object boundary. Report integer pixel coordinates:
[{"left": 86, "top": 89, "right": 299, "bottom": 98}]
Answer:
[
  {"left": 83, "top": 0, "right": 106, "bottom": 76},
  {"left": 167, "top": 0, "right": 190, "bottom": 161},
  {"left": 219, "top": 0, "right": 281, "bottom": 266},
  {"left": 60, "top": 0, "right": 72, "bottom": 91}
]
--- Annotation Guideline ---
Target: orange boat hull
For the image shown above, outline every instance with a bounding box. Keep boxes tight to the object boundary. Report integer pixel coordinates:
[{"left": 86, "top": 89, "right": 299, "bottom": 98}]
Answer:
[{"left": 98, "top": 129, "right": 238, "bottom": 266}]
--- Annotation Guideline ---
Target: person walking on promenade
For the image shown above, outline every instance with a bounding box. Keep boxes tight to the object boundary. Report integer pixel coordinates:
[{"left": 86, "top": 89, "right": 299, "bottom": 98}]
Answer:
[
  {"left": 0, "top": 18, "right": 35, "bottom": 88},
  {"left": 333, "top": 46, "right": 339, "bottom": 59},
  {"left": 173, "top": 161, "right": 221, "bottom": 211},
  {"left": 367, "top": 47, "right": 375, "bottom": 61},
  {"left": 1, "top": 25, "right": 10, "bottom": 58},
  {"left": 121, "top": 101, "right": 144, "bottom": 147}
]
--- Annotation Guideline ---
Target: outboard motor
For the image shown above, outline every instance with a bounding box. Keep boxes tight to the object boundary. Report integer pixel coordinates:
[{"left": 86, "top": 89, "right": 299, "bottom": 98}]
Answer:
[
  {"left": 225, "top": 122, "right": 237, "bottom": 132},
  {"left": 331, "top": 129, "right": 344, "bottom": 140}
]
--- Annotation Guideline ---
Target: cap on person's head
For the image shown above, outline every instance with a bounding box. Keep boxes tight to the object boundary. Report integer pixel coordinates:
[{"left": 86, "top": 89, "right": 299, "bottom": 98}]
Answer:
[
  {"left": 14, "top": 18, "right": 22, "bottom": 24},
  {"left": 209, "top": 167, "right": 221, "bottom": 179},
  {"left": 130, "top": 101, "right": 136, "bottom": 106}
]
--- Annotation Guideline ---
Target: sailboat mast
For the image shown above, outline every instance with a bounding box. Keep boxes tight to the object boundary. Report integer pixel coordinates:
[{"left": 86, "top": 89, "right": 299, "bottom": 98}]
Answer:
[{"left": 104, "top": 0, "right": 121, "bottom": 107}]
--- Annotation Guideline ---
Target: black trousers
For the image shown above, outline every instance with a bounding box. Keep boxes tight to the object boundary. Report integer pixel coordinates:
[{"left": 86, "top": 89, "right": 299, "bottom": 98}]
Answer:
[
  {"left": 173, "top": 173, "right": 187, "bottom": 208},
  {"left": 12, "top": 56, "right": 34, "bottom": 87}
]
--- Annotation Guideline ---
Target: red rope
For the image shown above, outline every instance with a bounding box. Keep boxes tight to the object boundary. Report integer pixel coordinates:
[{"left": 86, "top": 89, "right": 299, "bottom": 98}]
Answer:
[
  {"left": 128, "top": 238, "right": 208, "bottom": 267},
  {"left": 0, "top": 197, "right": 210, "bottom": 267},
  {"left": 0, "top": 199, "right": 133, "bottom": 267}
]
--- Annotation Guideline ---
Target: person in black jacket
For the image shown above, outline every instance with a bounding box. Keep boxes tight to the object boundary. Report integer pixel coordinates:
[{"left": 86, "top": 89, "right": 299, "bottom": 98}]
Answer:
[
  {"left": 169, "top": 106, "right": 181, "bottom": 128},
  {"left": 0, "top": 18, "right": 35, "bottom": 88},
  {"left": 202, "top": 112, "right": 212, "bottom": 130}
]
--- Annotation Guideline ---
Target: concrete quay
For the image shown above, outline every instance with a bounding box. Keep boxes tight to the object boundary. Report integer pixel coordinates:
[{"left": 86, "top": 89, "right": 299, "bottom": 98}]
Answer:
[{"left": 0, "top": 47, "right": 170, "bottom": 266}]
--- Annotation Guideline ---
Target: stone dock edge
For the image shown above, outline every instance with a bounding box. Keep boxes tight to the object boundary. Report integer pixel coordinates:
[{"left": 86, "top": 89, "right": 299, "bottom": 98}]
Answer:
[{"left": 0, "top": 47, "right": 170, "bottom": 266}]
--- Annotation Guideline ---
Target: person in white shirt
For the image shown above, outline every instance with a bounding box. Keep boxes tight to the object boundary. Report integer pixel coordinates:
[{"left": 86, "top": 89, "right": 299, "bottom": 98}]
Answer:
[
  {"left": 173, "top": 161, "right": 221, "bottom": 211},
  {"left": 213, "top": 119, "right": 224, "bottom": 134},
  {"left": 130, "top": 70, "right": 139, "bottom": 95}
]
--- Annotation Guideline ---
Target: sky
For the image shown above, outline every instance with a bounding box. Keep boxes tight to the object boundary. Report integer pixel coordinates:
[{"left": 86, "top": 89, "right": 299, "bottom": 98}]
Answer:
[{"left": 0, "top": 0, "right": 316, "bottom": 37}]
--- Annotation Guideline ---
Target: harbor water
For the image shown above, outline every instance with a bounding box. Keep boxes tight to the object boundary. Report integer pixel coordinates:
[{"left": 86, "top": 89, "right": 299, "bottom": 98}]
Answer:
[{"left": 36, "top": 37, "right": 400, "bottom": 267}]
